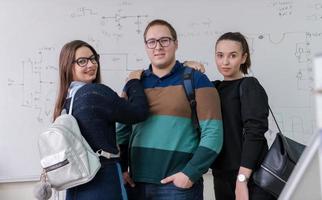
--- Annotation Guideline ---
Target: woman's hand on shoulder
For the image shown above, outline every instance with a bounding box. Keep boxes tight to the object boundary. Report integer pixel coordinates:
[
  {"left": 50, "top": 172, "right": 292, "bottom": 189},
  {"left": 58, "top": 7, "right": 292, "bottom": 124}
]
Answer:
[
  {"left": 183, "top": 60, "right": 205, "bottom": 73},
  {"left": 127, "top": 69, "right": 144, "bottom": 81}
]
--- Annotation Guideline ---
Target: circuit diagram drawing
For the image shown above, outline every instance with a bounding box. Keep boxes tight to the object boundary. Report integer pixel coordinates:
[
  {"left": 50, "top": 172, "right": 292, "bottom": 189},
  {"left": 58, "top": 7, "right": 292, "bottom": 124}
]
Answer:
[
  {"left": 101, "top": 10, "right": 148, "bottom": 34},
  {"left": 8, "top": 47, "right": 57, "bottom": 123}
]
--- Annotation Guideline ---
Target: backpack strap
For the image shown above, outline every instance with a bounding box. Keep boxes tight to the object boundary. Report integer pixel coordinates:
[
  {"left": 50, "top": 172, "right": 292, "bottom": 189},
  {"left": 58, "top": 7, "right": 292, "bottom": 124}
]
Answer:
[
  {"left": 67, "top": 82, "right": 120, "bottom": 159},
  {"left": 68, "top": 91, "right": 76, "bottom": 115},
  {"left": 182, "top": 67, "right": 201, "bottom": 135},
  {"left": 67, "top": 82, "right": 86, "bottom": 115}
]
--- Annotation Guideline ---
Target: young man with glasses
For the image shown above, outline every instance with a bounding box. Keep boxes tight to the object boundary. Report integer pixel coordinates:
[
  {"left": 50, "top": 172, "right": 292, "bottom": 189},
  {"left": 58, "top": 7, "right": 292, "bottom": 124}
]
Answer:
[{"left": 117, "top": 19, "right": 223, "bottom": 200}]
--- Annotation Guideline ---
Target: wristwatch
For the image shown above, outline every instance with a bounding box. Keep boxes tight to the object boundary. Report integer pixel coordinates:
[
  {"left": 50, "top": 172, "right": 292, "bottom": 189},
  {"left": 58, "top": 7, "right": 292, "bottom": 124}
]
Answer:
[{"left": 237, "top": 174, "right": 249, "bottom": 182}]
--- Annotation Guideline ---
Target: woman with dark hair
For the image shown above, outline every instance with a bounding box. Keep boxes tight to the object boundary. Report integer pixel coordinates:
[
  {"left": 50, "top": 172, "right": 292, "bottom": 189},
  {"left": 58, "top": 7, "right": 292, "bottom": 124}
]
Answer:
[
  {"left": 54, "top": 40, "right": 149, "bottom": 200},
  {"left": 211, "top": 32, "right": 276, "bottom": 200}
]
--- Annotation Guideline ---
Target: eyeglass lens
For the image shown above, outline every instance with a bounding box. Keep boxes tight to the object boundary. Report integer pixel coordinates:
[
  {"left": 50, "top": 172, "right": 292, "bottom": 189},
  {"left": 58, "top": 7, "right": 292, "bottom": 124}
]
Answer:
[
  {"left": 146, "top": 37, "right": 173, "bottom": 49},
  {"left": 75, "top": 55, "right": 99, "bottom": 67}
]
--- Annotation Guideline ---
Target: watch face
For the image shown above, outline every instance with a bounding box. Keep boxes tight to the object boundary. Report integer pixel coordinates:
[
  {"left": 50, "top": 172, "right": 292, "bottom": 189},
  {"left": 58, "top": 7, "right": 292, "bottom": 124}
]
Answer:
[{"left": 238, "top": 174, "right": 246, "bottom": 182}]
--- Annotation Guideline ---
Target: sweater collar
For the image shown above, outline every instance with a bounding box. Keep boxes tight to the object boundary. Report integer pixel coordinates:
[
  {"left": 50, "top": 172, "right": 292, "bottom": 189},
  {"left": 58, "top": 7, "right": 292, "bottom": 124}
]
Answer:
[
  {"left": 144, "top": 60, "right": 182, "bottom": 79},
  {"left": 67, "top": 81, "right": 86, "bottom": 98}
]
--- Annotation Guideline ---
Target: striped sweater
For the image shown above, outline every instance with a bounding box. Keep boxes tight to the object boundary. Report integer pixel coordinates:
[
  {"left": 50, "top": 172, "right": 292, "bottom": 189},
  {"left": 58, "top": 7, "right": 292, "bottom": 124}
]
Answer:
[{"left": 117, "top": 61, "right": 223, "bottom": 184}]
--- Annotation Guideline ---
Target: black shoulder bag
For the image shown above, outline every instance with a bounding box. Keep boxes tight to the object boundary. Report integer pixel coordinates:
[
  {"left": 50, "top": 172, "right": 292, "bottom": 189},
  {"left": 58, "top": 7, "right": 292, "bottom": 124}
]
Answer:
[
  {"left": 252, "top": 106, "right": 306, "bottom": 198},
  {"left": 238, "top": 77, "right": 306, "bottom": 197}
]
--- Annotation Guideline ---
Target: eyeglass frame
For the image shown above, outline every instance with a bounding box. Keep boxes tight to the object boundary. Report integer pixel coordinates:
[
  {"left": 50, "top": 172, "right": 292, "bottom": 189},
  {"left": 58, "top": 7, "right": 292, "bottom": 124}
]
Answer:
[
  {"left": 145, "top": 37, "right": 176, "bottom": 49},
  {"left": 73, "top": 54, "right": 100, "bottom": 67}
]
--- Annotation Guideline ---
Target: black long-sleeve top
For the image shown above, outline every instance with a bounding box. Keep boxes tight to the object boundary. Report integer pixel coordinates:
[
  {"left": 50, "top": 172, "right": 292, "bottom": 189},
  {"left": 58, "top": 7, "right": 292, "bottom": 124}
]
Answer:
[
  {"left": 212, "top": 77, "right": 269, "bottom": 171},
  {"left": 64, "top": 79, "right": 149, "bottom": 155}
]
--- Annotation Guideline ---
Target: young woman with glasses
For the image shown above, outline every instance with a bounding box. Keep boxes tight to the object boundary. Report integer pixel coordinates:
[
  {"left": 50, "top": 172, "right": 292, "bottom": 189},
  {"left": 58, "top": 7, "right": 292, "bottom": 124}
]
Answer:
[{"left": 53, "top": 40, "right": 149, "bottom": 200}]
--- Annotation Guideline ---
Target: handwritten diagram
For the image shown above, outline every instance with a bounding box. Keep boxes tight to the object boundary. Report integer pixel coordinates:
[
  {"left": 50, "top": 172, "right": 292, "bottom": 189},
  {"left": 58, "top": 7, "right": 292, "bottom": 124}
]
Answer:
[{"left": 2, "top": 0, "right": 322, "bottom": 183}]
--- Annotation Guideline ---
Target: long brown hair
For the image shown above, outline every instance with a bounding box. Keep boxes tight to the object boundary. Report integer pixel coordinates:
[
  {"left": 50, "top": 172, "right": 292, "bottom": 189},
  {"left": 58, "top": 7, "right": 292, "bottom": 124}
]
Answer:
[
  {"left": 215, "top": 32, "right": 251, "bottom": 74},
  {"left": 53, "top": 40, "right": 101, "bottom": 120}
]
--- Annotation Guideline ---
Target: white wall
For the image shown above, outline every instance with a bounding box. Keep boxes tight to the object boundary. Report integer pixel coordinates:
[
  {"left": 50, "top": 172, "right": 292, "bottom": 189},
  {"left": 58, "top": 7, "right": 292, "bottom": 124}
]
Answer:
[{"left": 0, "top": 181, "right": 40, "bottom": 200}]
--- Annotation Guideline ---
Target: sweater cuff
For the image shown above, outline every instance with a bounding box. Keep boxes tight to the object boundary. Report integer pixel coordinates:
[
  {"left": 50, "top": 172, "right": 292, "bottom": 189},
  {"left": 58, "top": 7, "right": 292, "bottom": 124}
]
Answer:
[
  {"left": 182, "top": 163, "right": 202, "bottom": 183},
  {"left": 123, "top": 79, "right": 140, "bottom": 93}
]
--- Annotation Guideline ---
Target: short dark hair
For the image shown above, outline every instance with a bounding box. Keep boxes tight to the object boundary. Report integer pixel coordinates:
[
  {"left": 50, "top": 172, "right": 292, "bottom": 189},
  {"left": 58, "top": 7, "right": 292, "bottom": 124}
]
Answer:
[
  {"left": 216, "top": 32, "right": 251, "bottom": 74},
  {"left": 143, "top": 19, "right": 177, "bottom": 41}
]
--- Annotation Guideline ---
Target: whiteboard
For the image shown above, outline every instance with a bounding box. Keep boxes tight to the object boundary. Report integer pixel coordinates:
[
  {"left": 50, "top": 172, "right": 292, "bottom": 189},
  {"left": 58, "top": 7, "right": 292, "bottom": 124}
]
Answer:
[
  {"left": 0, "top": 0, "right": 321, "bottom": 182},
  {"left": 315, "top": 54, "right": 322, "bottom": 128}
]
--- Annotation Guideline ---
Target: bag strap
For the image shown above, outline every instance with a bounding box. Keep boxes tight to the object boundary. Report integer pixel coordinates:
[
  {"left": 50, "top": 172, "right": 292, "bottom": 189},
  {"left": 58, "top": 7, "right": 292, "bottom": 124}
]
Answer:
[
  {"left": 68, "top": 90, "right": 76, "bottom": 115},
  {"left": 67, "top": 82, "right": 85, "bottom": 115},
  {"left": 239, "top": 78, "right": 300, "bottom": 162},
  {"left": 268, "top": 106, "right": 303, "bottom": 162},
  {"left": 182, "top": 67, "right": 201, "bottom": 135},
  {"left": 267, "top": 107, "right": 282, "bottom": 133}
]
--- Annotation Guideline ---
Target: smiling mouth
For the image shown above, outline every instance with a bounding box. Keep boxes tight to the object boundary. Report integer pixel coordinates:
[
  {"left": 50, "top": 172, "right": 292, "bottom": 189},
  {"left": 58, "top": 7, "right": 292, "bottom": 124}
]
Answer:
[
  {"left": 154, "top": 53, "right": 165, "bottom": 56},
  {"left": 86, "top": 70, "right": 96, "bottom": 75}
]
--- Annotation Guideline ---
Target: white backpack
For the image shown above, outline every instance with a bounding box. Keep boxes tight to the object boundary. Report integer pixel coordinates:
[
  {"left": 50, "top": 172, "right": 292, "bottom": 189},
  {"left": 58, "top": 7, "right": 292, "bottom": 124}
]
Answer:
[{"left": 38, "top": 85, "right": 101, "bottom": 191}]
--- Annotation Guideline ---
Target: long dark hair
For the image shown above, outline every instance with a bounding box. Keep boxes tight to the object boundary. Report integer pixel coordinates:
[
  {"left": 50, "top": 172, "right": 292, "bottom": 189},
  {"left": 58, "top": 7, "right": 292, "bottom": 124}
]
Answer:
[{"left": 53, "top": 40, "right": 101, "bottom": 120}]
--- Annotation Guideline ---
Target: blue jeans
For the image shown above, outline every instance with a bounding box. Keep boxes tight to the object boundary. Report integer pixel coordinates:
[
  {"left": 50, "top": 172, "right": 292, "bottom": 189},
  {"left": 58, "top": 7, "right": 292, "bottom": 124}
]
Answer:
[
  {"left": 126, "top": 179, "right": 203, "bottom": 200},
  {"left": 66, "top": 160, "right": 127, "bottom": 200}
]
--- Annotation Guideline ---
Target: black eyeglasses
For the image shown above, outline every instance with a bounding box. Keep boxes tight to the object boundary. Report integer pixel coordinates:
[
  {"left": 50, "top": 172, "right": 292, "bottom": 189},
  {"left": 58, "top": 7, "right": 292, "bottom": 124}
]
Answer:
[
  {"left": 145, "top": 37, "right": 175, "bottom": 49},
  {"left": 73, "top": 54, "right": 100, "bottom": 67}
]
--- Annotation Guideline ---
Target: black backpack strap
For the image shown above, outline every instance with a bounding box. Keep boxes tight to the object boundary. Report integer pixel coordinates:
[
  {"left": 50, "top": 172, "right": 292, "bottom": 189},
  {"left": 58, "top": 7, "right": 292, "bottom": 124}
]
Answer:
[
  {"left": 182, "top": 67, "right": 201, "bottom": 135},
  {"left": 212, "top": 80, "right": 221, "bottom": 88}
]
